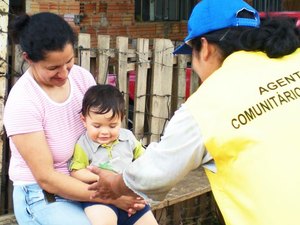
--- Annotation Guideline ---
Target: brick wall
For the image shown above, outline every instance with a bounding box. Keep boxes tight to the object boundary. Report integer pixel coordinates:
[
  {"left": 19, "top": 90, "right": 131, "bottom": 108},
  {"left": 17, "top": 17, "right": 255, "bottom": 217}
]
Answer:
[
  {"left": 23, "top": 0, "right": 188, "bottom": 48},
  {"left": 25, "top": 0, "right": 300, "bottom": 49},
  {"left": 20, "top": 0, "right": 300, "bottom": 49},
  {"left": 283, "top": 0, "right": 300, "bottom": 10},
  {"left": 25, "top": 0, "right": 81, "bottom": 33},
  {"left": 78, "top": 0, "right": 188, "bottom": 47},
  {"left": 26, "top": 0, "right": 80, "bottom": 14}
]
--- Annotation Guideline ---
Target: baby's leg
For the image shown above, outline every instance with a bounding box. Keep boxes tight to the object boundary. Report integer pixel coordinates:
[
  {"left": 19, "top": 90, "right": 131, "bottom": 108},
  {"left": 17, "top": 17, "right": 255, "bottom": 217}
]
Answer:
[
  {"left": 85, "top": 204, "right": 117, "bottom": 225},
  {"left": 133, "top": 211, "right": 158, "bottom": 225}
]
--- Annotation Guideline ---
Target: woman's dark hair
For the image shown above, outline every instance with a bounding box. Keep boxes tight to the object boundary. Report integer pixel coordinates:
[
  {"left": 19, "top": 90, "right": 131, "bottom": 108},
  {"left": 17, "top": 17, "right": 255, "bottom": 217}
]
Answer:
[
  {"left": 81, "top": 84, "right": 125, "bottom": 120},
  {"left": 9, "top": 12, "right": 76, "bottom": 62},
  {"left": 191, "top": 15, "right": 300, "bottom": 59}
]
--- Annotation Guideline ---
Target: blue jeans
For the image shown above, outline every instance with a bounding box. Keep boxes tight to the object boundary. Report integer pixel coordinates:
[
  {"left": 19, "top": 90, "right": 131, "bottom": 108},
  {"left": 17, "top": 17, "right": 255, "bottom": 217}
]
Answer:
[{"left": 13, "top": 183, "right": 91, "bottom": 225}]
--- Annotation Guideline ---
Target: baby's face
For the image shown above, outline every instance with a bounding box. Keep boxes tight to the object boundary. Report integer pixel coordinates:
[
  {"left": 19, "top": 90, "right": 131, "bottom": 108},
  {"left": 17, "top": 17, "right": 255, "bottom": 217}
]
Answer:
[{"left": 82, "top": 110, "right": 122, "bottom": 145}]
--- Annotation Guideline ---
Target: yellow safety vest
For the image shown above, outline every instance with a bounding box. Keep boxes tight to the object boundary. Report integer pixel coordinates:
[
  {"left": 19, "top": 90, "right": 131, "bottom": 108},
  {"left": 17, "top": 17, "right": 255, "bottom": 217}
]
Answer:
[{"left": 185, "top": 49, "right": 300, "bottom": 225}]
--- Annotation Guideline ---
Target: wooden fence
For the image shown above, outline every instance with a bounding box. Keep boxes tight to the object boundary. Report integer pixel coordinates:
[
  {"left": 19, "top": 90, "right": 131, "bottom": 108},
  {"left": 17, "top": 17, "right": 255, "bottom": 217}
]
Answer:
[{"left": 76, "top": 34, "right": 199, "bottom": 145}]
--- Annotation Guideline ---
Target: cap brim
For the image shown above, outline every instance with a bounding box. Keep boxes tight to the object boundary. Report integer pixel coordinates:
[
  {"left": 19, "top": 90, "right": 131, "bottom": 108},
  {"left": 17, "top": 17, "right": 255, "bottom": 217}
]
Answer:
[{"left": 173, "top": 43, "right": 193, "bottom": 55}]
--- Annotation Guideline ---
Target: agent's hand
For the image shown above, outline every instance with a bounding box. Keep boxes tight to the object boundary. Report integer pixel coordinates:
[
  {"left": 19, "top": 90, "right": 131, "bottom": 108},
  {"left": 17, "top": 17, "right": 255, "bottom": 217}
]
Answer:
[{"left": 87, "top": 166, "right": 122, "bottom": 200}]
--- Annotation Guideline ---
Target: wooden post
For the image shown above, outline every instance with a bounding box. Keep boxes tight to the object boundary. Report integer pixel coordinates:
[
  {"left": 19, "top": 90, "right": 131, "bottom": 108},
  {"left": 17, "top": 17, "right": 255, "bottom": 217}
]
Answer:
[
  {"left": 154, "top": 208, "right": 168, "bottom": 225},
  {"left": 11, "top": 45, "right": 28, "bottom": 85},
  {"left": 175, "top": 55, "right": 190, "bottom": 109},
  {"left": 0, "top": 0, "right": 9, "bottom": 178},
  {"left": 0, "top": 0, "right": 10, "bottom": 215},
  {"left": 190, "top": 70, "right": 200, "bottom": 96},
  {"left": 149, "top": 39, "right": 174, "bottom": 142},
  {"left": 116, "top": 37, "right": 129, "bottom": 128},
  {"left": 172, "top": 203, "right": 183, "bottom": 224},
  {"left": 133, "top": 38, "right": 149, "bottom": 142},
  {"left": 78, "top": 33, "right": 91, "bottom": 71},
  {"left": 97, "top": 35, "right": 110, "bottom": 84}
]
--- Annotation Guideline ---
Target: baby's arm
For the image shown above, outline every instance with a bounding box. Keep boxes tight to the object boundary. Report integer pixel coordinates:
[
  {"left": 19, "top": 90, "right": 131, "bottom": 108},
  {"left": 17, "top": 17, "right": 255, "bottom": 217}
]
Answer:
[
  {"left": 71, "top": 168, "right": 98, "bottom": 184},
  {"left": 70, "top": 142, "right": 98, "bottom": 183}
]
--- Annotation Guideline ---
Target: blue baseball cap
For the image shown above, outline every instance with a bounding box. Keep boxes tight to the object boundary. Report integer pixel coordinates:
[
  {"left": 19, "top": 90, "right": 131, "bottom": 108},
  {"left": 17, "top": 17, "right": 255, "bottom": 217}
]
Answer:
[{"left": 174, "top": 0, "right": 260, "bottom": 54}]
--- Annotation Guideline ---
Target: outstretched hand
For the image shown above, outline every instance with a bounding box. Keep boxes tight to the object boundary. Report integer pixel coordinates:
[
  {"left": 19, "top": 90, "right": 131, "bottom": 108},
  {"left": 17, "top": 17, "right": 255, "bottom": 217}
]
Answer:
[{"left": 87, "top": 166, "right": 122, "bottom": 200}]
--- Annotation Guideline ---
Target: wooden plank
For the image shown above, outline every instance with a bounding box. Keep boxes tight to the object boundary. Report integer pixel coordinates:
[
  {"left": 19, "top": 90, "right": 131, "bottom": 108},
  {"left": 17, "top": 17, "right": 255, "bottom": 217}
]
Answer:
[
  {"left": 78, "top": 33, "right": 91, "bottom": 71},
  {"left": 97, "top": 35, "right": 110, "bottom": 84},
  {"left": 176, "top": 55, "right": 190, "bottom": 108},
  {"left": 184, "top": 198, "right": 197, "bottom": 223},
  {"left": 0, "top": 0, "right": 8, "bottom": 175},
  {"left": 0, "top": 2, "right": 11, "bottom": 215},
  {"left": 126, "top": 49, "right": 136, "bottom": 58},
  {"left": 154, "top": 208, "right": 168, "bottom": 225},
  {"left": 91, "top": 48, "right": 135, "bottom": 60},
  {"left": 0, "top": 214, "right": 17, "bottom": 225},
  {"left": 133, "top": 38, "right": 149, "bottom": 142},
  {"left": 190, "top": 69, "right": 200, "bottom": 96},
  {"left": 11, "top": 45, "right": 28, "bottom": 85},
  {"left": 116, "top": 37, "right": 129, "bottom": 128},
  {"left": 126, "top": 62, "right": 136, "bottom": 72},
  {"left": 149, "top": 39, "right": 174, "bottom": 142},
  {"left": 172, "top": 203, "right": 183, "bottom": 225},
  {"left": 151, "top": 167, "right": 211, "bottom": 211},
  {"left": 171, "top": 55, "right": 191, "bottom": 115}
]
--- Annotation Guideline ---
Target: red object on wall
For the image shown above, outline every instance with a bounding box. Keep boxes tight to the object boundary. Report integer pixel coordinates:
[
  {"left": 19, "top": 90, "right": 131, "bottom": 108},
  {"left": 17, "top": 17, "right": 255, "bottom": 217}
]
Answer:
[{"left": 107, "top": 68, "right": 193, "bottom": 101}]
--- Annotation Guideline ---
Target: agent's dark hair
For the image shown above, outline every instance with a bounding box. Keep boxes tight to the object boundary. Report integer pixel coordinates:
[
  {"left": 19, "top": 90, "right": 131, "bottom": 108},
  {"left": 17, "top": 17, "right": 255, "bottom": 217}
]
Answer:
[
  {"left": 81, "top": 84, "right": 125, "bottom": 121},
  {"left": 191, "top": 13, "right": 300, "bottom": 59},
  {"left": 9, "top": 12, "right": 76, "bottom": 62}
]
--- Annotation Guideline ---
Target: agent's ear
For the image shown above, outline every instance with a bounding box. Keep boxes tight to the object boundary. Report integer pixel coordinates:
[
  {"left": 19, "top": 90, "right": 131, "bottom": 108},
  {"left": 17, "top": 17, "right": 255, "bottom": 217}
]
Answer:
[
  {"left": 22, "top": 52, "right": 33, "bottom": 64},
  {"left": 200, "top": 37, "right": 210, "bottom": 61},
  {"left": 201, "top": 37, "right": 219, "bottom": 61}
]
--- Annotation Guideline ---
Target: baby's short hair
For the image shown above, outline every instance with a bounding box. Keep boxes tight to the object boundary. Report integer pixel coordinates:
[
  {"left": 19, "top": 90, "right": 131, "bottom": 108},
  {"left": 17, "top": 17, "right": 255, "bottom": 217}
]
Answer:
[{"left": 81, "top": 84, "right": 125, "bottom": 120}]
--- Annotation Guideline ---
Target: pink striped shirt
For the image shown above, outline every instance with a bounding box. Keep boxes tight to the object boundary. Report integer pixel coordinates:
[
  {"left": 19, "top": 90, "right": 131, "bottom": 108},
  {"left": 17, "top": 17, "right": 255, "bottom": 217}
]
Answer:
[{"left": 3, "top": 65, "right": 96, "bottom": 183}]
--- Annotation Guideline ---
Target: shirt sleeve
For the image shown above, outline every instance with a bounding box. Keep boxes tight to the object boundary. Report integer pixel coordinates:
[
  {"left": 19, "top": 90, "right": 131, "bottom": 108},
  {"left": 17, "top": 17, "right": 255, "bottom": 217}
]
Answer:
[
  {"left": 69, "top": 143, "right": 90, "bottom": 171},
  {"left": 133, "top": 140, "right": 145, "bottom": 160},
  {"left": 3, "top": 75, "right": 44, "bottom": 136},
  {"left": 123, "top": 105, "right": 210, "bottom": 201}
]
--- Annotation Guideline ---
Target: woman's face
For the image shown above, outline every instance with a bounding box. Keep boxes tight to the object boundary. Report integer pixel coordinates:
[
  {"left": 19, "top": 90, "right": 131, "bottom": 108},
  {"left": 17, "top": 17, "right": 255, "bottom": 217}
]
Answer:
[{"left": 29, "top": 43, "right": 74, "bottom": 87}]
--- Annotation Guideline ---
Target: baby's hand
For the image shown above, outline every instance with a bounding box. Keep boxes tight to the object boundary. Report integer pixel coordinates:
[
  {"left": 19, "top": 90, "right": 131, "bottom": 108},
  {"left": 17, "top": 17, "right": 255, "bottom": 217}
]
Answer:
[{"left": 114, "top": 196, "right": 146, "bottom": 216}]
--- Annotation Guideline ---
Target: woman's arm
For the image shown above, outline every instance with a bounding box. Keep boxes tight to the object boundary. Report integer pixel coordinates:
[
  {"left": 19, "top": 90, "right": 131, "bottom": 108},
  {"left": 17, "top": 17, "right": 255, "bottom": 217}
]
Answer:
[{"left": 12, "top": 131, "right": 102, "bottom": 201}]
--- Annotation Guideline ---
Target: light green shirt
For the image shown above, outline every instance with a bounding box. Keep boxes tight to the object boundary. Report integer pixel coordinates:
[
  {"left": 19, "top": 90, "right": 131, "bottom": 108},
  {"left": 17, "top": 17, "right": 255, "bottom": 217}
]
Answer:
[{"left": 69, "top": 128, "right": 144, "bottom": 173}]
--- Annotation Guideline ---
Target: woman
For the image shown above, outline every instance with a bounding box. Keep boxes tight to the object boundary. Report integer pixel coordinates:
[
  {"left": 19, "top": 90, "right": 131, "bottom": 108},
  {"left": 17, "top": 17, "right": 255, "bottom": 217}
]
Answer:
[
  {"left": 88, "top": 0, "right": 300, "bottom": 225},
  {"left": 4, "top": 12, "right": 144, "bottom": 225}
]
